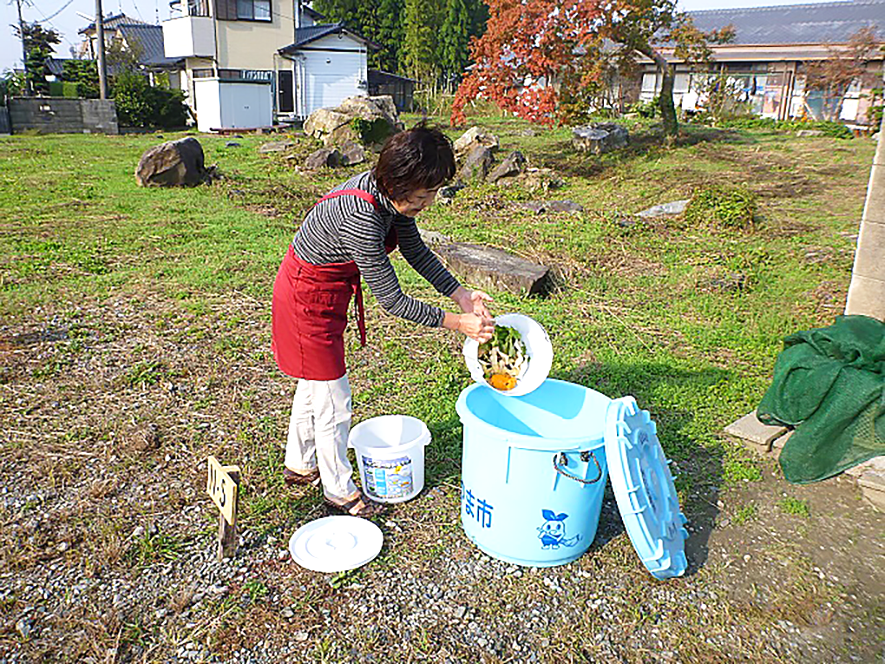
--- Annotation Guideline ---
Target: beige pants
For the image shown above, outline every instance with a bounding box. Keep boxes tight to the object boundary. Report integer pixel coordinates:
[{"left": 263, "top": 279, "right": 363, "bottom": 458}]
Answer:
[{"left": 284, "top": 375, "right": 357, "bottom": 500}]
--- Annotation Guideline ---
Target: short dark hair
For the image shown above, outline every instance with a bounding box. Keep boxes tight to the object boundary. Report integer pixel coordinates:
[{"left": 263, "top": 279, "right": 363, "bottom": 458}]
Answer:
[{"left": 373, "top": 123, "right": 455, "bottom": 202}]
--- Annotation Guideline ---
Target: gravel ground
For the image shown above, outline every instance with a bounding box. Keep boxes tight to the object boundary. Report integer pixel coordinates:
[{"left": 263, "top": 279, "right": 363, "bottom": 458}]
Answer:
[{"left": 1, "top": 295, "right": 883, "bottom": 664}]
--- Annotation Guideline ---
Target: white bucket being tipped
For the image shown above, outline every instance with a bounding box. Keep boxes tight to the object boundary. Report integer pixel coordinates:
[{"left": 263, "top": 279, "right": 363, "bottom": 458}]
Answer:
[
  {"left": 463, "top": 313, "right": 553, "bottom": 397},
  {"left": 349, "top": 415, "right": 431, "bottom": 503}
]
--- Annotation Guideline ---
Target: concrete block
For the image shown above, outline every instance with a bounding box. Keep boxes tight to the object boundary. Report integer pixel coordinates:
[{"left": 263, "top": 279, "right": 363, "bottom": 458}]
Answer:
[
  {"left": 845, "top": 274, "right": 885, "bottom": 321},
  {"left": 861, "top": 164, "right": 885, "bottom": 225},
  {"left": 723, "top": 409, "right": 788, "bottom": 453},
  {"left": 436, "top": 243, "right": 551, "bottom": 296},
  {"left": 853, "top": 220, "right": 885, "bottom": 281},
  {"left": 875, "top": 116, "right": 885, "bottom": 166},
  {"left": 769, "top": 430, "right": 793, "bottom": 461},
  {"left": 858, "top": 470, "right": 885, "bottom": 511},
  {"left": 844, "top": 455, "right": 885, "bottom": 477}
]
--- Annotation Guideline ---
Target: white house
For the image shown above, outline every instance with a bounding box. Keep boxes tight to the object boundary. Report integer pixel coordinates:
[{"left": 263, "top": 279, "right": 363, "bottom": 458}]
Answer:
[{"left": 162, "top": 0, "right": 376, "bottom": 131}]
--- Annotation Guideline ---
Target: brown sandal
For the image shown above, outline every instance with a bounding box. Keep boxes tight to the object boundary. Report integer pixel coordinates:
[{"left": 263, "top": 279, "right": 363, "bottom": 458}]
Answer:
[
  {"left": 324, "top": 492, "right": 386, "bottom": 518},
  {"left": 283, "top": 467, "right": 321, "bottom": 488}
]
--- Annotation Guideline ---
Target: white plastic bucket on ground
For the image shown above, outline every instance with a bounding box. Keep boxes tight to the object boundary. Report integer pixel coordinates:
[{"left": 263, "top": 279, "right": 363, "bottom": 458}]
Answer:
[
  {"left": 463, "top": 313, "right": 553, "bottom": 397},
  {"left": 349, "top": 415, "right": 431, "bottom": 503}
]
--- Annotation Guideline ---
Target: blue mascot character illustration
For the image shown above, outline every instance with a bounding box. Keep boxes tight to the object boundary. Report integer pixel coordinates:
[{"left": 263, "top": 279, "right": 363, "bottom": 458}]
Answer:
[{"left": 537, "top": 510, "right": 581, "bottom": 549}]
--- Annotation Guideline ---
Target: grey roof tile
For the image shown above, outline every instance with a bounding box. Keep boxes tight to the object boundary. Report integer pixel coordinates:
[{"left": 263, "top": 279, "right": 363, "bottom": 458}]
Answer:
[{"left": 688, "top": 0, "right": 885, "bottom": 45}]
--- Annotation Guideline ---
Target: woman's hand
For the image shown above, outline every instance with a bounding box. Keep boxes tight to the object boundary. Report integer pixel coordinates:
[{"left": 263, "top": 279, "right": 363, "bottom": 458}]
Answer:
[
  {"left": 443, "top": 312, "right": 495, "bottom": 343},
  {"left": 452, "top": 287, "right": 494, "bottom": 320}
]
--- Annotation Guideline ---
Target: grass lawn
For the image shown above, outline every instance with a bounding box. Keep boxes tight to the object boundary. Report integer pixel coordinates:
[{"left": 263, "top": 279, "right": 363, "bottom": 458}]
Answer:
[{"left": 0, "top": 115, "right": 882, "bottom": 663}]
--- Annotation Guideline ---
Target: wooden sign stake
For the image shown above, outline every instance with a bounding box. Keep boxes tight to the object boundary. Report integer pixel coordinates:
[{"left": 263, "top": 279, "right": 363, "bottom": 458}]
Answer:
[{"left": 207, "top": 456, "right": 241, "bottom": 561}]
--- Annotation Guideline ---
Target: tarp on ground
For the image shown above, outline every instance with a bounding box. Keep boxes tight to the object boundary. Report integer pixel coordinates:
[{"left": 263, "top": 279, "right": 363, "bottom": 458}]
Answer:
[{"left": 757, "top": 315, "right": 885, "bottom": 484}]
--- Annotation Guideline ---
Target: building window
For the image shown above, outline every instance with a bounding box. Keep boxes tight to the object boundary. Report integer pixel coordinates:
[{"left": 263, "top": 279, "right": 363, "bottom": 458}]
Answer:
[
  {"left": 192, "top": 68, "right": 214, "bottom": 78},
  {"left": 236, "top": 0, "right": 271, "bottom": 20},
  {"left": 218, "top": 69, "right": 273, "bottom": 82},
  {"left": 187, "top": 0, "right": 210, "bottom": 16}
]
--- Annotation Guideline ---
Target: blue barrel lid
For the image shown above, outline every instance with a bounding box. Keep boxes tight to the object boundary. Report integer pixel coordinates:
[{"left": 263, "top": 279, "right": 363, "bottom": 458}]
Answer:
[
  {"left": 604, "top": 397, "right": 689, "bottom": 580},
  {"left": 456, "top": 380, "right": 610, "bottom": 451}
]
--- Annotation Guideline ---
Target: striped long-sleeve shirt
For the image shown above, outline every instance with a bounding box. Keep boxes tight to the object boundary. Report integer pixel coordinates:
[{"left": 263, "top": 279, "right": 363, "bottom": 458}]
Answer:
[{"left": 292, "top": 171, "right": 460, "bottom": 327}]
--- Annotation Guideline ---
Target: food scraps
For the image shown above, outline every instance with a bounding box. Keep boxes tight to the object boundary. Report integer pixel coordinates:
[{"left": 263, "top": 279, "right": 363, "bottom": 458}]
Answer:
[{"left": 478, "top": 325, "right": 528, "bottom": 391}]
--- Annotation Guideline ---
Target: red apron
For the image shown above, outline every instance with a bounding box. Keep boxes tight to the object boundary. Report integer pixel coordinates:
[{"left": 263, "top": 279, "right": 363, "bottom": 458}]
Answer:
[{"left": 271, "top": 189, "right": 397, "bottom": 380}]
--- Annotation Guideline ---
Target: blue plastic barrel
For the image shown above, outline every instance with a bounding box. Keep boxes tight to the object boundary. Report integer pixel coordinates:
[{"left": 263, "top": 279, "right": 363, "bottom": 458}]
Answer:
[{"left": 456, "top": 379, "right": 612, "bottom": 567}]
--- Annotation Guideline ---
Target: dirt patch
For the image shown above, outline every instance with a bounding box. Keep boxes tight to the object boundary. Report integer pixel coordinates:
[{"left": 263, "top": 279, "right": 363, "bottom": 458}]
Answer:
[{"left": 709, "top": 461, "right": 884, "bottom": 662}]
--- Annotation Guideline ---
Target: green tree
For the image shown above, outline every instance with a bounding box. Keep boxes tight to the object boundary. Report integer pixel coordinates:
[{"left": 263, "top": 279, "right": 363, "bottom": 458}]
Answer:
[
  {"left": 112, "top": 70, "right": 188, "bottom": 128},
  {"left": 403, "top": 0, "right": 440, "bottom": 83},
  {"left": 314, "top": 0, "right": 385, "bottom": 69},
  {"left": 375, "top": 0, "right": 404, "bottom": 72},
  {"left": 62, "top": 59, "right": 100, "bottom": 98},
  {"left": 106, "top": 36, "right": 143, "bottom": 76},
  {"left": 354, "top": 0, "right": 380, "bottom": 41},
  {"left": 14, "top": 22, "right": 60, "bottom": 95},
  {"left": 468, "top": 0, "right": 487, "bottom": 41},
  {"left": 311, "top": 0, "right": 353, "bottom": 22},
  {"left": 439, "top": 0, "right": 470, "bottom": 87}
]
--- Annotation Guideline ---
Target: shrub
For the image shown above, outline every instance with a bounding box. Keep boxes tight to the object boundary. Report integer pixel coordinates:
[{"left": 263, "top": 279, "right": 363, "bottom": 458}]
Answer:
[
  {"left": 112, "top": 71, "right": 188, "bottom": 129},
  {"left": 779, "top": 119, "right": 853, "bottom": 139},
  {"left": 701, "top": 114, "right": 854, "bottom": 139},
  {"left": 869, "top": 104, "right": 883, "bottom": 131},
  {"left": 685, "top": 184, "right": 757, "bottom": 230},
  {"left": 350, "top": 117, "right": 394, "bottom": 145},
  {"left": 62, "top": 59, "right": 99, "bottom": 98},
  {"left": 629, "top": 96, "right": 659, "bottom": 119},
  {"left": 48, "top": 81, "right": 79, "bottom": 98}
]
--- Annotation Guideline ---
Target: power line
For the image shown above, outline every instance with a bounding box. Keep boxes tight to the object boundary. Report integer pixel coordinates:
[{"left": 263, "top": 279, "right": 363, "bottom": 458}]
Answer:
[
  {"left": 24, "top": 0, "right": 78, "bottom": 53},
  {"left": 38, "top": 0, "right": 73, "bottom": 22},
  {"left": 130, "top": 0, "right": 145, "bottom": 23}
]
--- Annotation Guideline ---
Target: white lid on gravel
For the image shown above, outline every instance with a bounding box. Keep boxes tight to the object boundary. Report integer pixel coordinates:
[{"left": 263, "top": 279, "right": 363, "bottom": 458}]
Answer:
[{"left": 288, "top": 516, "right": 383, "bottom": 573}]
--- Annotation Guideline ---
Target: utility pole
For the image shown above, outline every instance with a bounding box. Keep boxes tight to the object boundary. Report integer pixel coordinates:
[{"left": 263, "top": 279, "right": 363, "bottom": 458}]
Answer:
[
  {"left": 95, "top": 0, "right": 108, "bottom": 99},
  {"left": 15, "top": 0, "right": 30, "bottom": 95}
]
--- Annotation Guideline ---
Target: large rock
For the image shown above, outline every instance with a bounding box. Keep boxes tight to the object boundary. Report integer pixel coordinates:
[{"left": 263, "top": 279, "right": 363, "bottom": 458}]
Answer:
[
  {"left": 437, "top": 243, "right": 551, "bottom": 296},
  {"left": 258, "top": 140, "right": 295, "bottom": 153},
  {"left": 488, "top": 150, "right": 527, "bottom": 183},
  {"left": 417, "top": 227, "right": 450, "bottom": 246},
  {"left": 454, "top": 126, "right": 499, "bottom": 160},
  {"left": 572, "top": 123, "right": 629, "bottom": 154},
  {"left": 305, "top": 147, "right": 342, "bottom": 170},
  {"left": 458, "top": 145, "right": 495, "bottom": 182},
  {"left": 135, "top": 137, "right": 208, "bottom": 187},
  {"left": 336, "top": 95, "right": 398, "bottom": 123},
  {"left": 437, "top": 183, "right": 464, "bottom": 205},
  {"left": 520, "top": 200, "right": 584, "bottom": 214},
  {"left": 304, "top": 96, "right": 399, "bottom": 148},
  {"left": 338, "top": 139, "right": 366, "bottom": 166},
  {"left": 520, "top": 167, "right": 564, "bottom": 192},
  {"left": 636, "top": 199, "right": 690, "bottom": 218},
  {"left": 304, "top": 109, "right": 352, "bottom": 138}
]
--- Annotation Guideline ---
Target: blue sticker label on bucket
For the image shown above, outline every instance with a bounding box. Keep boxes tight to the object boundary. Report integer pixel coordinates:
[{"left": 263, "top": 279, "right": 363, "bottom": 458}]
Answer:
[
  {"left": 537, "top": 510, "right": 581, "bottom": 550},
  {"left": 363, "top": 455, "right": 412, "bottom": 499}
]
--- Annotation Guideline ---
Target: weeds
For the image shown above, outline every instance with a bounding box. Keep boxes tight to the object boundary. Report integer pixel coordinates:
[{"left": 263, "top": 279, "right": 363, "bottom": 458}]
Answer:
[
  {"left": 733, "top": 504, "right": 758, "bottom": 525},
  {"left": 123, "top": 360, "right": 166, "bottom": 387},
  {"left": 129, "top": 533, "right": 182, "bottom": 566},
  {"left": 684, "top": 184, "right": 758, "bottom": 230},
  {"left": 243, "top": 579, "right": 268, "bottom": 603},
  {"left": 778, "top": 496, "right": 811, "bottom": 517}
]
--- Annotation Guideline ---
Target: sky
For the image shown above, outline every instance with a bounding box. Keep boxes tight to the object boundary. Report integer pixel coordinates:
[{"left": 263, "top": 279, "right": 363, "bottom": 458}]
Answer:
[{"left": 0, "top": 0, "right": 848, "bottom": 76}]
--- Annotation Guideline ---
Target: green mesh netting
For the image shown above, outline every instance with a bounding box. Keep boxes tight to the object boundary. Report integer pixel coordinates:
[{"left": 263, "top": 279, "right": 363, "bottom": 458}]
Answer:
[{"left": 757, "top": 315, "right": 885, "bottom": 484}]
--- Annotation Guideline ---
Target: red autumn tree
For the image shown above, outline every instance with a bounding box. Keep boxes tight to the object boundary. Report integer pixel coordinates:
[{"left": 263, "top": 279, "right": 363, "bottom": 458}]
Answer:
[{"left": 451, "top": 0, "right": 733, "bottom": 135}]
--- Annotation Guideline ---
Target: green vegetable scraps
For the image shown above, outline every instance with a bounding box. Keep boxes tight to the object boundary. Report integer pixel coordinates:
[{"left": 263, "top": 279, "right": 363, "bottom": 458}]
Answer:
[{"left": 478, "top": 326, "right": 528, "bottom": 389}]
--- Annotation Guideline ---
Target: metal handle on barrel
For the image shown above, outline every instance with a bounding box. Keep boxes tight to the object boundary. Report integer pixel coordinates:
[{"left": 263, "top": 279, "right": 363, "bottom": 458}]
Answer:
[{"left": 553, "top": 450, "right": 603, "bottom": 484}]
